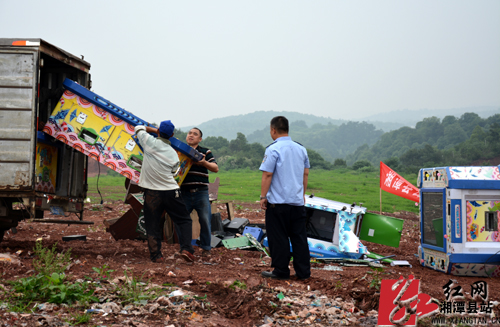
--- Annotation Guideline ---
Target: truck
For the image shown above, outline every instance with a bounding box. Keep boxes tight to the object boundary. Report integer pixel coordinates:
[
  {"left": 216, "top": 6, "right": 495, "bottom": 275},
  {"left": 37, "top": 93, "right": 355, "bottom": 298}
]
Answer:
[{"left": 0, "top": 38, "right": 92, "bottom": 242}]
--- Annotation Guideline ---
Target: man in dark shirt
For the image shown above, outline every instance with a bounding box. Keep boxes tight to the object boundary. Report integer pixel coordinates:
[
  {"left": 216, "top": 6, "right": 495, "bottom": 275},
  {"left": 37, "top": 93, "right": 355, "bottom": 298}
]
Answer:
[{"left": 181, "top": 127, "right": 219, "bottom": 256}]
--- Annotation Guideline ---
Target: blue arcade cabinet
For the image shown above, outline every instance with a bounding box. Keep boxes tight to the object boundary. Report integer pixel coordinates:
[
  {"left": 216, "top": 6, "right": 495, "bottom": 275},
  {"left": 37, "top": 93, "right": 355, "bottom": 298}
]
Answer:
[{"left": 417, "top": 166, "right": 500, "bottom": 276}]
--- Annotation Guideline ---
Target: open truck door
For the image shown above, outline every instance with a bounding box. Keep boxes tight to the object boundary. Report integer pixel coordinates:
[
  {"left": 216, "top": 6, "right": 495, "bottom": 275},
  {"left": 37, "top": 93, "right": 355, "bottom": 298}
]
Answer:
[{"left": 0, "top": 46, "right": 38, "bottom": 191}]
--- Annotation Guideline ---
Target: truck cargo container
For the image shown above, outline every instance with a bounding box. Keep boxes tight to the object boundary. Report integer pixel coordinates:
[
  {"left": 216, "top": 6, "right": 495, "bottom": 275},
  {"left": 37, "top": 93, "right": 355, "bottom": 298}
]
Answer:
[{"left": 0, "top": 38, "right": 91, "bottom": 241}]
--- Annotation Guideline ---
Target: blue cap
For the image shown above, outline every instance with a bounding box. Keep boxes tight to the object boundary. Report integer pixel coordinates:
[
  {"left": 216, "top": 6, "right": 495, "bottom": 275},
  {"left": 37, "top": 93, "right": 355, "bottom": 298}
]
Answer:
[{"left": 159, "top": 120, "right": 175, "bottom": 138}]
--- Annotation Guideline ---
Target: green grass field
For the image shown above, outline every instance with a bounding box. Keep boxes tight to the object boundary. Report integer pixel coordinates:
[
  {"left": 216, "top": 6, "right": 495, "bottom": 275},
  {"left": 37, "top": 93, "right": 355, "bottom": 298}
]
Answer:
[{"left": 88, "top": 168, "right": 419, "bottom": 213}]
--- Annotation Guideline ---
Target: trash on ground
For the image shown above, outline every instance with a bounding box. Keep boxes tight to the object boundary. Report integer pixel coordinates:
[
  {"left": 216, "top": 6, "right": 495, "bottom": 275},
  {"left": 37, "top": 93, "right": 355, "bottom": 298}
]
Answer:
[
  {"left": 390, "top": 260, "right": 412, "bottom": 267},
  {"left": 312, "top": 265, "right": 343, "bottom": 271},
  {"left": 0, "top": 253, "right": 20, "bottom": 265},
  {"left": 169, "top": 290, "right": 185, "bottom": 297}
]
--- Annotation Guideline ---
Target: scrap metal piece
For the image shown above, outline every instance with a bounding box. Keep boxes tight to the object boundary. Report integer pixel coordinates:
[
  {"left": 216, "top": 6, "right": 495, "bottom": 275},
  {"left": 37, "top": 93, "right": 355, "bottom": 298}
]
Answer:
[{"left": 245, "top": 233, "right": 270, "bottom": 257}]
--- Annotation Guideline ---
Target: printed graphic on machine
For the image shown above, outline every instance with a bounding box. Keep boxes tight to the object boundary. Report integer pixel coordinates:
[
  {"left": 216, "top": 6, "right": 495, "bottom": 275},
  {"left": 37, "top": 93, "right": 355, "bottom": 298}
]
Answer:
[{"left": 35, "top": 143, "right": 58, "bottom": 193}]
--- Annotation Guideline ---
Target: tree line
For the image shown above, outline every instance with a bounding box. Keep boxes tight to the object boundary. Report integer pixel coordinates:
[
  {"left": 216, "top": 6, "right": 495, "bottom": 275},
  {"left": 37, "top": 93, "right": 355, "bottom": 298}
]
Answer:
[
  {"left": 346, "top": 112, "right": 500, "bottom": 173},
  {"left": 247, "top": 120, "right": 383, "bottom": 162},
  {"left": 174, "top": 130, "right": 333, "bottom": 171},
  {"left": 175, "top": 111, "right": 500, "bottom": 173}
]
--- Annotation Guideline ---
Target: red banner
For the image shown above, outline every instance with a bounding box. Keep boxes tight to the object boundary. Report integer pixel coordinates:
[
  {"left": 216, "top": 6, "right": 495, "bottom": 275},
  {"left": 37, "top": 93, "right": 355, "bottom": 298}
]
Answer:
[{"left": 380, "top": 162, "right": 420, "bottom": 203}]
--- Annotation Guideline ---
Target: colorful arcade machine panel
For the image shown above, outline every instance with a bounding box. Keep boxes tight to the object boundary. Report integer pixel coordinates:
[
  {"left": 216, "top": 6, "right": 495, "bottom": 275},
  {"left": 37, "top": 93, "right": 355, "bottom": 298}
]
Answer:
[
  {"left": 305, "top": 196, "right": 368, "bottom": 255},
  {"left": 35, "top": 142, "right": 58, "bottom": 193},
  {"left": 174, "top": 152, "right": 192, "bottom": 185},
  {"left": 43, "top": 90, "right": 142, "bottom": 182},
  {"left": 421, "top": 168, "right": 447, "bottom": 188},
  {"left": 449, "top": 166, "right": 500, "bottom": 181},
  {"left": 466, "top": 200, "right": 500, "bottom": 242},
  {"left": 43, "top": 79, "right": 201, "bottom": 184}
]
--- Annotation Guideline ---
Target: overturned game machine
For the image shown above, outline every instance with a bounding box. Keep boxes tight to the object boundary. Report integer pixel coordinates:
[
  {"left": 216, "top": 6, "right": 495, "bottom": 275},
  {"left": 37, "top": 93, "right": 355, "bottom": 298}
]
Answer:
[
  {"left": 418, "top": 166, "right": 500, "bottom": 277},
  {"left": 43, "top": 78, "right": 203, "bottom": 184},
  {"left": 264, "top": 195, "right": 405, "bottom": 260}
]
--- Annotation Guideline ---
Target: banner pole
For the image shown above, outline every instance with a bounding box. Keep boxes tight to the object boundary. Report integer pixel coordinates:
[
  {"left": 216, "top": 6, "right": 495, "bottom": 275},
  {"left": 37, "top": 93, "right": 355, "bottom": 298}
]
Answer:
[{"left": 380, "top": 188, "right": 382, "bottom": 214}]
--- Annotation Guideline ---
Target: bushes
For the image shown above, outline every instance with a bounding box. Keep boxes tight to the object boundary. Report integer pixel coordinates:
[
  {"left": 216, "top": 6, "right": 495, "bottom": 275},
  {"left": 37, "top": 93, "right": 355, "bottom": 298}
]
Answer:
[{"left": 352, "top": 160, "right": 374, "bottom": 171}]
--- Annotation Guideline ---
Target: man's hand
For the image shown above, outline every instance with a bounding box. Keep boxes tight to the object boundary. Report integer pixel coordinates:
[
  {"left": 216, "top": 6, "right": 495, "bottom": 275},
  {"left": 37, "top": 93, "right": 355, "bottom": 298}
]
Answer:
[
  {"left": 260, "top": 171, "right": 273, "bottom": 211},
  {"left": 193, "top": 154, "right": 206, "bottom": 166},
  {"left": 194, "top": 154, "right": 219, "bottom": 172},
  {"left": 260, "top": 198, "right": 268, "bottom": 210},
  {"left": 144, "top": 126, "right": 159, "bottom": 136}
]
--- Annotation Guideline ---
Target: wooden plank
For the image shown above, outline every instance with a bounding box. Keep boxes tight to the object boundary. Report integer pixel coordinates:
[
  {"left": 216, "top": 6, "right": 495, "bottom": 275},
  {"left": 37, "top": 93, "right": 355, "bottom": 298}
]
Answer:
[
  {"left": 226, "top": 202, "right": 234, "bottom": 220},
  {"left": 211, "top": 202, "right": 218, "bottom": 214}
]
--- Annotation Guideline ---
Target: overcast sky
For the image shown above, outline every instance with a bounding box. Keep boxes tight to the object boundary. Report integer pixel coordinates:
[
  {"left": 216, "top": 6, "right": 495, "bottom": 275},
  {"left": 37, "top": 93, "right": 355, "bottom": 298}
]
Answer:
[{"left": 1, "top": 1, "right": 499, "bottom": 129}]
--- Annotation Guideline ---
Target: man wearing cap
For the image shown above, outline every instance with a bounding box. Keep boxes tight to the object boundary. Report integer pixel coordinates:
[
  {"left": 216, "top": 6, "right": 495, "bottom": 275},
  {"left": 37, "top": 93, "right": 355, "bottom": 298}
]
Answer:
[
  {"left": 259, "top": 116, "right": 311, "bottom": 280},
  {"left": 134, "top": 120, "right": 195, "bottom": 263},
  {"left": 180, "top": 127, "right": 219, "bottom": 256}
]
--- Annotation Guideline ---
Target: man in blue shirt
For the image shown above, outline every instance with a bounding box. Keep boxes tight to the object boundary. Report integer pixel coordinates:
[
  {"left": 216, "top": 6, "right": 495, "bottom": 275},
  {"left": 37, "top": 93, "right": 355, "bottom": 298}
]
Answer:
[{"left": 259, "top": 116, "right": 311, "bottom": 280}]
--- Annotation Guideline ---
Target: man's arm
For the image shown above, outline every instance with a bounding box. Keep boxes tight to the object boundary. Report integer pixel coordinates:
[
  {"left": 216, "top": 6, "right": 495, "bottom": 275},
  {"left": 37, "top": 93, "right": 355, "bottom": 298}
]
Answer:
[
  {"left": 260, "top": 171, "right": 273, "bottom": 210},
  {"left": 205, "top": 161, "right": 219, "bottom": 173},
  {"left": 303, "top": 168, "right": 309, "bottom": 203},
  {"left": 194, "top": 155, "right": 219, "bottom": 172},
  {"left": 144, "top": 126, "right": 159, "bottom": 135}
]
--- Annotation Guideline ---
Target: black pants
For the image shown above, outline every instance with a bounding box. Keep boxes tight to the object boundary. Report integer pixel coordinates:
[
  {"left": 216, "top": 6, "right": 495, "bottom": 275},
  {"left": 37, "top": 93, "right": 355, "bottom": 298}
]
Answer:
[
  {"left": 143, "top": 189, "right": 194, "bottom": 261},
  {"left": 265, "top": 203, "right": 310, "bottom": 279}
]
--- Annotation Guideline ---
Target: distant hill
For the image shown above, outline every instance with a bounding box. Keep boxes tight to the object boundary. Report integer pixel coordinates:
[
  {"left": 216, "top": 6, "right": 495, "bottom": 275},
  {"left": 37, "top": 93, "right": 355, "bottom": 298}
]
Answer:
[
  {"left": 179, "top": 106, "right": 499, "bottom": 141},
  {"left": 179, "top": 111, "right": 346, "bottom": 140},
  {"left": 358, "top": 106, "right": 499, "bottom": 127}
]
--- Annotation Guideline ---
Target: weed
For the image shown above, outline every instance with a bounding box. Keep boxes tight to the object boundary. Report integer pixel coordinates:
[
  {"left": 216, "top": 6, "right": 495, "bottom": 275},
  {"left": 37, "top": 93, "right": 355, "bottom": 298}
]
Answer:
[
  {"left": 193, "top": 294, "right": 207, "bottom": 300},
  {"left": 366, "top": 267, "right": 386, "bottom": 290},
  {"left": 92, "top": 264, "right": 114, "bottom": 280},
  {"left": 3, "top": 243, "right": 97, "bottom": 311},
  {"left": 114, "top": 270, "right": 160, "bottom": 305},
  {"left": 234, "top": 204, "right": 243, "bottom": 210},
  {"left": 162, "top": 282, "right": 176, "bottom": 287},
  {"left": 229, "top": 280, "right": 247, "bottom": 290},
  {"left": 68, "top": 312, "right": 92, "bottom": 325},
  {"left": 32, "top": 241, "right": 72, "bottom": 276},
  {"left": 334, "top": 280, "right": 342, "bottom": 290},
  {"left": 7, "top": 273, "right": 97, "bottom": 308}
]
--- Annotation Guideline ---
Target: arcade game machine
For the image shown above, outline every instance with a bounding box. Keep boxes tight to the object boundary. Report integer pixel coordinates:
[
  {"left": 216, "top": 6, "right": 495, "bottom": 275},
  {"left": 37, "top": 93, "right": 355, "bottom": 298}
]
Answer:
[
  {"left": 43, "top": 79, "right": 202, "bottom": 184},
  {"left": 418, "top": 166, "right": 500, "bottom": 277}
]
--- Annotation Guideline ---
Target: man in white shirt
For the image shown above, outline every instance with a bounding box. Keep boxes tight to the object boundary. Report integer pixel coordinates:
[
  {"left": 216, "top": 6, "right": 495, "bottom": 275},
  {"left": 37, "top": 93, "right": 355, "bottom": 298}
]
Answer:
[{"left": 134, "top": 120, "right": 195, "bottom": 263}]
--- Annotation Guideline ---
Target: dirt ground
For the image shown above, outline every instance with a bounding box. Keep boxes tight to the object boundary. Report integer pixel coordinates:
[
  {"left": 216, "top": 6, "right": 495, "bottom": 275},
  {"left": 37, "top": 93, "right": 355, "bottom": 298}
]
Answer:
[{"left": 1, "top": 201, "right": 499, "bottom": 327}]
